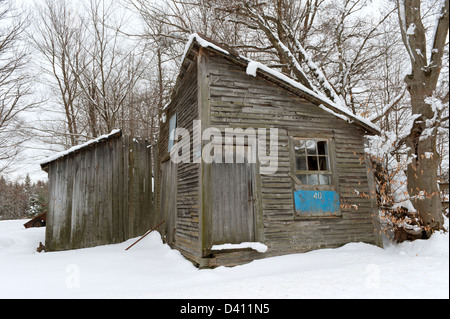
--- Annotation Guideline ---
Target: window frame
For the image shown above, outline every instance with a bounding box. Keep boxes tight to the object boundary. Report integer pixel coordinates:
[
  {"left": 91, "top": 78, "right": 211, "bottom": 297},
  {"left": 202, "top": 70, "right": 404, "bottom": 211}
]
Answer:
[
  {"left": 289, "top": 134, "right": 341, "bottom": 217},
  {"left": 293, "top": 138, "right": 333, "bottom": 187}
]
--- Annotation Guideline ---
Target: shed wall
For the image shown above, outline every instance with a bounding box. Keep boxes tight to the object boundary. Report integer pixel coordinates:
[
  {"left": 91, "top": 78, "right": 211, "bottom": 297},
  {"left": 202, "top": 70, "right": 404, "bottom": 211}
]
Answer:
[
  {"left": 207, "top": 52, "right": 380, "bottom": 257},
  {"left": 158, "top": 57, "right": 201, "bottom": 260},
  {"left": 45, "top": 136, "right": 152, "bottom": 251}
]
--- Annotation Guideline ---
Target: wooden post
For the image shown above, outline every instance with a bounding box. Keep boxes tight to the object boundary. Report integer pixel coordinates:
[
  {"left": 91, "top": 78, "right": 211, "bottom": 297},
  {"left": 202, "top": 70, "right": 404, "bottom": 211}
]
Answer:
[{"left": 197, "top": 47, "right": 212, "bottom": 257}]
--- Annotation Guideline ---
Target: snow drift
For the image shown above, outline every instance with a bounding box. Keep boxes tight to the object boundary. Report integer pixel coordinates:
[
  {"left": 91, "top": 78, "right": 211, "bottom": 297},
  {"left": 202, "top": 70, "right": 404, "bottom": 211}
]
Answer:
[{"left": 0, "top": 219, "right": 448, "bottom": 299}]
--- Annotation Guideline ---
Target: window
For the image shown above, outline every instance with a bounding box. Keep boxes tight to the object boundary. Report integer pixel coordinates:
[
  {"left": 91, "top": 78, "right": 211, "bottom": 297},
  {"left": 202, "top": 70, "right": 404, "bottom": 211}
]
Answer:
[
  {"left": 168, "top": 113, "right": 177, "bottom": 152},
  {"left": 291, "top": 137, "right": 341, "bottom": 217},
  {"left": 294, "top": 139, "right": 331, "bottom": 186}
]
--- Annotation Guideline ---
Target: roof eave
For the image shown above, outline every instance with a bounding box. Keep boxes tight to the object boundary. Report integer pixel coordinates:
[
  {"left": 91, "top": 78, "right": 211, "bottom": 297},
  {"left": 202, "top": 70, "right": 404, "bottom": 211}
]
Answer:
[{"left": 40, "top": 129, "right": 123, "bottom": 172}]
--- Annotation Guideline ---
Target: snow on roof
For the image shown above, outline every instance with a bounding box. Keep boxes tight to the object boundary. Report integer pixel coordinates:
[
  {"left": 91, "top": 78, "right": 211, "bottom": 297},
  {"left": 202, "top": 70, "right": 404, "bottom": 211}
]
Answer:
[
  {"left": 183, "top": 33, "right": 380, "bottom": 134},
  {"left": 181, "top": 33, "right": 230, "bottom": 64},
  {"left": 40, "top": 129, "right": 122, "bottom": 168}
]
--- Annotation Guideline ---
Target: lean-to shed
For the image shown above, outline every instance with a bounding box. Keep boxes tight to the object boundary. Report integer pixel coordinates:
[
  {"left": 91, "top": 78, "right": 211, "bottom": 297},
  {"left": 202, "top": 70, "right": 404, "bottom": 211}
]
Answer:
[
  {"left": 156, "top": 34, "right": 383, "bottom": 268},
  {"left": 40, "top": 130, "right": 152, "bottom": 251}
]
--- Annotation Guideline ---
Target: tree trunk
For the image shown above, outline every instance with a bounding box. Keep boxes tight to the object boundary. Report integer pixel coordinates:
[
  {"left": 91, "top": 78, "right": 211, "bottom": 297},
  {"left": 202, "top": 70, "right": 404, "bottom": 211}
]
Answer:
[
  {"left": 397, "top": 0, "right": 448, "bottom": 235},
  {"left": 405, "top": 77, "right": 444, "bottom": 233}
]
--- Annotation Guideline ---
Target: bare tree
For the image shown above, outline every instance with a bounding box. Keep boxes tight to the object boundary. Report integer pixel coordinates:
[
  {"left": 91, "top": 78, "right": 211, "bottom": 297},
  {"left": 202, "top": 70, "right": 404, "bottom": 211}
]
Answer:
[
  {"left": 214, "top": 0, "right": 337, "bottom": 101},
  {"left": 133, "top": 0, "right": 400, "bottom": 116},
  {"left": 311, "top": 0, "right": 397, "bottom": 114},
  {"left": 31, "top": 0, "right": 151, "bottom": 147},
  {"left": 396, "top": 0, "right": 449, "bottom": 233},
  {"left": 0, "top": 1, "right": 34, "bottom": 173},
  {"left": 69, "top": 0, "right": 149, "bottom": 137},
  {"left": 128, "top": 0, "right": 195, "bottom": 143},
  {"left": 30, "top": 0, "right": 85, "bottom": 147}
]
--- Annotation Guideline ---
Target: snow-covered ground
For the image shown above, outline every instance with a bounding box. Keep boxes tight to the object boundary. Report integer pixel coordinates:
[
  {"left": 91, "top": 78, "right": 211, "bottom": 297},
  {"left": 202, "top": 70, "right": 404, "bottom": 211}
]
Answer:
[{"left": 0, "top": 219, "right": 448, "bottom": 299}]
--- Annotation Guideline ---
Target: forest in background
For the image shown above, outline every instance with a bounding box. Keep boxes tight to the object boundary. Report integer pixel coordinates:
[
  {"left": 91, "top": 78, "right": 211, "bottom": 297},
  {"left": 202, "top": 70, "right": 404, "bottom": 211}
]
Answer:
[
  {"left": 0, "top": 174, "right": 47, "bottom": 220},
  {"left": 0, "top": 0, "right": 448, "bottom": 238}
]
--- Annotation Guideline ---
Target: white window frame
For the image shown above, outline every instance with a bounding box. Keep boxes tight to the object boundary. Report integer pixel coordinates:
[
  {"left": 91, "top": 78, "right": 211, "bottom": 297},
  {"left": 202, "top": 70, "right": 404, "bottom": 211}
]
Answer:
[{"left": 168, "top": 113, "right": 177, "bottom": 153}]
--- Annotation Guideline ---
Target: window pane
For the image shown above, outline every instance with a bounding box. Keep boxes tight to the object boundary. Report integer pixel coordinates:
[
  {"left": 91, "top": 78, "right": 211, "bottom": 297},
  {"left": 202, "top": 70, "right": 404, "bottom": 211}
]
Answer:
[
  {"left": 307, "top": 156, "right": 318, "bottom": 170},
  {"left": 309, "top": 174, "right": 319, "bottom": 185},
  {"left": 168, "top": 113, "right": 177, "bottom": 152},
  {"left": 292, "top": 139, "right": 333, "bottom": 188},
  {"left": 296, "top": 156, "right": 307, "bottom": 170},
  {"left": 319, "top": 174, "right": 330, "bottom": 185},
  {"left": 319, "top": 156, "right": 329, "bottom": 170},
  {"left": 317, "top": 141, "right": 328, "bottom": 155},
  {"left": 306, "top": 140, "right": 317, "bottom": 154},
  {"left": 295, "top": 140, "right": 306, "bottom": 154},
  {"left": 297, "top": 174, "right": 307, "bottom": 185}
]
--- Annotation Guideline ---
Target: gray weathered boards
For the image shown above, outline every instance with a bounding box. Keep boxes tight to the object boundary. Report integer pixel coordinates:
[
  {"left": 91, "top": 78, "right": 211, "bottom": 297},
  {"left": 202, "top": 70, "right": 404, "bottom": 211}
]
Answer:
[
  {"left": 156, "top": 34, "right": 383, "bottom": 268},
  {"left": 40, "top": 34, "right": 383, "bottom": 268},
  {"left": 41, "top": 131, "right": 152, "bottom": 251},
  {"left": 211, "top": 162, "right": 256, "bottom": 245}
]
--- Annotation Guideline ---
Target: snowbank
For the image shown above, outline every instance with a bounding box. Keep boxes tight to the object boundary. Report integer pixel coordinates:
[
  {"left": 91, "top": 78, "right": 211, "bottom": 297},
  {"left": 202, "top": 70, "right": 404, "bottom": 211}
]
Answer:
[{"left": 0, "top": 219, "right": 448, "bottom": 299}]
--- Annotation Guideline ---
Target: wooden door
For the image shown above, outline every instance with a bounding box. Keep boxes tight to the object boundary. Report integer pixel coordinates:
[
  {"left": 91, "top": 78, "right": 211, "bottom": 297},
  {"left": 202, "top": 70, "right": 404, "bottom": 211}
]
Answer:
[
  {"left": 211, "top": 162, "right": 255, "bottom": 245},
  {"left": 160, "top": 161, "right": 177, "bottom": 245}
]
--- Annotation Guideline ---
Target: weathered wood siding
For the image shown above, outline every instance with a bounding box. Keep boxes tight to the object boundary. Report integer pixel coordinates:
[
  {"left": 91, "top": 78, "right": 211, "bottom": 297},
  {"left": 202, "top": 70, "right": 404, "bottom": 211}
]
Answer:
[
  {"left": 158, "top": 57, "right": 200, "bottom": 260},
  {"left": 207, "top": 51, "right": 380, "bottom": 257},
  {"left": 211, "top": 162, "right": 256, "bottom": 244},
  {"left": 45, "top": 135, "right": 152, "bottom": 251},
  {"left": 159, "top": 160, "right": 177, "bottom": 244}
]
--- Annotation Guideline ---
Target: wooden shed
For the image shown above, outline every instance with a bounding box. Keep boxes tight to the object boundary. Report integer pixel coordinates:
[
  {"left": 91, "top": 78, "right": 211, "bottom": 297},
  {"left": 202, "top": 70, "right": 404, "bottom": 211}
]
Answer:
[
  {"left": 156, "top": 34, "right": 383, "bottom": 267},
  {"left": 41, "top": 130, "right": 153, "bottom": 251}
]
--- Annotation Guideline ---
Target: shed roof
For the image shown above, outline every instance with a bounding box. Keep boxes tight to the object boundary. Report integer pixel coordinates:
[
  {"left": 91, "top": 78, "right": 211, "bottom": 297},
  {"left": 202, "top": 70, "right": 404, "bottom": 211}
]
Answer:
[
  {"left": 174, "top": 33, "right": 380, "bottom": 135},
  {"left": 40, "top": 129, "right": 122, "bottom": 171}
]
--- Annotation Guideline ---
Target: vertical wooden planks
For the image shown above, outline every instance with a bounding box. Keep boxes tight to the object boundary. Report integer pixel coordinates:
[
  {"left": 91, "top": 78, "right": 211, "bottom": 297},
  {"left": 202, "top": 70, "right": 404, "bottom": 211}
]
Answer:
[
  {"left": 60, "top": 157, "right": 71, "bottom": 250},
  {"left": 127, "top": 135, "right": 135, "bottom": 238},
  {"left": 45, "top": 162, "right": 55, "bottom": 250},
  {"left": 111, "top": 137, "right": 120, "bottom": 243},
  {"left": 85, "top": 146, "right": 95, "bottom": 247},
  {"left": 211, "top": 162, "right": 255, "bottom": 245},
  {"left": 122, "top": 136, "right": 130, "bottom": 240},
  {"left": 44, "top": 133, "right": 153, "bottom": 251},
  {"left": 160, "top": 160, "right": 177, "bottom": 245}
]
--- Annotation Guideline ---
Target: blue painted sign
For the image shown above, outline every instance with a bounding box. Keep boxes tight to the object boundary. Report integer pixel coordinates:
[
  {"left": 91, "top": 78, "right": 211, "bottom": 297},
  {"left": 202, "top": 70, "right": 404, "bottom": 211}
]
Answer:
[{"left": 294, "top": 190, "right": 340, "bottom": 216}]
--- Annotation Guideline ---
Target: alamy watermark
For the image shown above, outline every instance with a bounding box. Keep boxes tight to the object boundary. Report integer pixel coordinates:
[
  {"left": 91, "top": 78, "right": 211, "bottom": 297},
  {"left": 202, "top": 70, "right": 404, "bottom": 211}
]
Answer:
[
  {"left": 365, "top": 264, "right": 380, "bottom": 289},
  {"left": 169, "top": 120, "right": 279, "bottom": 174},
  {"left": 65, "top": 264, "right": 80, "bottom": 289}
]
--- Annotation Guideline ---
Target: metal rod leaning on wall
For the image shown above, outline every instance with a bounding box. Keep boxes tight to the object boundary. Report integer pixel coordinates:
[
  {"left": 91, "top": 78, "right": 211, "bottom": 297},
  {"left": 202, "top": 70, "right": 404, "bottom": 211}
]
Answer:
[{"left": 125, "top": 220, "right": 166, "bottom": 251}]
